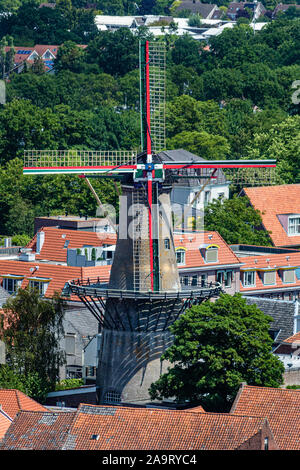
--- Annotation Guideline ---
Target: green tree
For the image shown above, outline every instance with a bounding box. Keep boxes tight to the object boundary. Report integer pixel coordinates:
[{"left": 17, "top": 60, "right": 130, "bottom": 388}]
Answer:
[
  {"left": 149, "top": 293, "right": 284, "bottom": 412},
  {"left": 54, "top": 41, "right": 86, "bottom": 73},
  {"left": 204, "top": 195, "right": 273, "bottom": 246},
  {"left": 246, "top": 115, "right": 300, "bottom": 184},
  {"left": 86, "top": 28, "right": 139, "bottom": 77},
  {"left": 0, "top": 288, "right": 66, "bottom": 394},
  {"left": 166, "top": 95, "right": 228, "bottom": 139},
  {"left": 0, "top": 364, "right": 49, "bottom": 402},
  {"left": 168, "top": 130, "right": 230, "bottom": 160}
]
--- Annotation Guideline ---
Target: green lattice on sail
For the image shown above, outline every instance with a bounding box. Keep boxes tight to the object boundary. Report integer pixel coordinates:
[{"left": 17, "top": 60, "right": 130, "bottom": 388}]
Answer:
[{"left": 23, "top": 150, "right": 137, "bottom": 175}]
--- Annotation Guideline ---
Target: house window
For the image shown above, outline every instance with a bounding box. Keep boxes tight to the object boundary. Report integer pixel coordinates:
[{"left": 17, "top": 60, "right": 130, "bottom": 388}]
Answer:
[
  {"left": 176, "top": 248, "right": 186, "bottom": 266},
  {"left": 288, "top": 216, "right": 300, "bottom": 235},
  {"left": 2, "top": 276, "right": 23, "bottom": 294},
  {"left": 86, "top": 366, "right": 96, "bottom": 377},
  {"left": 104, "top": 390, "right": 121, "bottom": 404},
  {"left": 264, "top": 271, "right": 276, "bottom": 286},
  {"left": 282, "top": 269, "right": 295, "bottom": 284},
  {"left": 243, "top": 271, "right": 255, "bottom": 287},
  {"left": 199, "top": 274, "right": 207, "bottom": 287},
  {"left": 206, "top": 246, "right": 218, "bottom": 263},
  {"left": 164, "top": 238, "right": 170, "bottom": 250},
  {"left": 204, "top": 191, "right": 210, "bottom": 206},
  {"left": 29, "top": 279, "right": 49, "bottom": 296},
  {"left": 191, "top": 275, "right": 198, "bottom": 286},
  {"left": 180, "top": 276, "right": 189, "bottom": 286},
  {"left": 65, "top": 333, "right": 76, "bottom": 355},
  {"left": 216, "top": 270, "right": 233, "bottom": 287}
]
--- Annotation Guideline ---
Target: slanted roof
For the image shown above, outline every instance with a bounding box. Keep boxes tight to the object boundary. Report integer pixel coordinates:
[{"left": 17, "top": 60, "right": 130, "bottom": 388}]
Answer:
[
  {"left": 230, "top": 383, "right": 300, "bottom": 450},
  {"left": 282, "top": 331, "right": 300, "bottom": 345},
  {"left": 27, "top": 226, "right": 116, "bottom": 263},
  {"left": 174, "top": 231, "right": 241, "bottom": 269},
  {"left": 158, "top": 149, "right": 227, "bottom": 186},
  {"left": 0, "top": 404, "right": 275, "bottom": 450},
  {"left": 176, "top": 1, "right": 217, "bottom": 18},
  {"left": 242, "top": 185, "right": 300, "bottom": 247},
  {"left": 0, "top": 260, "right": 111, "bottom": 300},
  {"left": 0, "top": 389, "right": 48, "bottom": 440},
  {"left": 243, "top": 296, "right": 296, "bottom": 344},
  {"left": 0, "top": 410, "right": 75, "bottom": 450},
  {"left": 239, "top": 251, "right": 300, "bottom": 293}
]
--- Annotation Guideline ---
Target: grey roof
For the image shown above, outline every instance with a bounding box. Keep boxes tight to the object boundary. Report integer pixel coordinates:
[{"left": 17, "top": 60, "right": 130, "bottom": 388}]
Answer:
[
  {"left": 176, "top": 1, "right": 217, "bottom": 18},
  {"left": 0, "top": 286, "right": 10, "bottom": 308},
  {"left": 243, "top": 296, "right": 296, "bottom": 344},
  {"left": 158, "top": 149, "right": 227, "bottom": 186}
]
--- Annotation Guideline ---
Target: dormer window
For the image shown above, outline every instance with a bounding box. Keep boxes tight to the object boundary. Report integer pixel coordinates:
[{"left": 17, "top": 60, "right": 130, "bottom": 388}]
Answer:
[
  {"left": 243, "top": 271, "right": 255, "bottom": 287},
  {"left": 283, "top": 269, "right": 295, "bottom": 284},
  {"left": 205, "top": 245, "right": 218, "bottom": 263},
  {"left": 263, "top": 270, "right": 276, "bottom": 286},
  {"left": 176, "top": 248, "right": 186, "bottom": 266},
  {"left": 288, "top": 216, "right": 300, "bottom": 236},
  {"left": 2, "top": 275, "right": 24, "bottom": 294},
  {"left": 29, "top": 278, "right": 50, "bottom": 296}
]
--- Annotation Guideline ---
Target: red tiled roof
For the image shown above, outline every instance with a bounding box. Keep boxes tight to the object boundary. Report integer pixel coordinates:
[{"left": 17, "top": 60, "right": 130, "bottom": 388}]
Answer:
[
  {"left": 0, "top": 410, "right": 75, "bottom": 449},
  {"left": 174, "top": 231, "right": 241, "bottom": 269},
  {"left": 231, "top": 384, "right": 300, "bottom": 450},
  {"left": 243, "top": 185, "right": 300, "bottom": 247},
  {"left": 240, "top": 251, "right": 300, "bottom": 292},
  {"left": 27, "top": 226, "right": 116, "bottom": 263},
  {"left": 0, "top": 259, "right": 111, "bottom": 300},
  {"left": 282, "top": 332, "right": 300, "bottom": 344},
  {"left": 0, "top": 404, "right": 276, "bottom": 450},
  {"left": 0, "top": 410, "right": 12, "bottom": 441},
  {"left": 0, "top": 389, "right": 48, "bottom": 439},
  {"left": 239, "top": 252, "right": 300, "bottom": 292}
]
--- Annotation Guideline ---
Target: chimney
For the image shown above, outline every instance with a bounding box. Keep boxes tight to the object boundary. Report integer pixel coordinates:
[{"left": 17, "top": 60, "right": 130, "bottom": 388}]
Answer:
[{"left": 36, "top": 231, "right": 45, "bottom": 254}]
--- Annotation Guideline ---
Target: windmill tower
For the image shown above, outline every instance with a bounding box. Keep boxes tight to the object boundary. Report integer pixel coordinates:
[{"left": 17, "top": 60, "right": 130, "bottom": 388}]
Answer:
[{"left": 23, "top": 40, "right": 276, "bottom": 405}]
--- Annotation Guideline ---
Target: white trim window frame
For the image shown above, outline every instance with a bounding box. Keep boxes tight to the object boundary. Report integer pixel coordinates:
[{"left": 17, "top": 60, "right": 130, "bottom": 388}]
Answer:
[
  {"left": 2, "top": 275, "right": 23, "bottom": 294},
  {"left": 176, "top": 248, "right": 186, "bottom": 266},
  {"left": 29, "top": 278, "right": 50, "bottom": 296},
  {"left": 263, "top": 270, "right": 276, "bottom": 286},
  {"left": 288, "top": 216, "right": 300, "bottom": 236},
  {"left": 283, "top": 269, "right": 295, "bottom": 284},
  {"left": 243, "top": 270, "right": 256, "bottom": 287}
]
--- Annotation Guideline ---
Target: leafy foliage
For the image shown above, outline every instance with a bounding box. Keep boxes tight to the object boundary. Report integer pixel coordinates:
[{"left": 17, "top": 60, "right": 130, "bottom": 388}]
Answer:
[
  {"left": 149, "top": 293, "right": 284, "bottom": 412},
  {"left": 204, "top": 195, "right": 273, "bottom": 246},
  {"left": 0, "top": 288, "right": 66, "bottom": 393}
]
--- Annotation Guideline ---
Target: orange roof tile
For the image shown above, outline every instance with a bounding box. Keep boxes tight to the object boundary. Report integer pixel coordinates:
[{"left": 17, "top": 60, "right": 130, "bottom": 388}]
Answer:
[
  {"left": 231, "top": 384, "right": 300, "bottom": 450},
  {"left": 0, "top": 410, "right": 75, "bottom": 449},
  {"left": 239, "top": 252, "right": 300, "bottom": 292},
  {"left": 0, "top": 389, "right": 48, "bottom": 419},
  {"left": 174, "top": 231, "right": 241, "bottom": 269},
  {"left": 0, "top": 404, "right": 276, "bottom": 450},
  {"left": 0, "top": 259, "right": 111, "bottom": 300},
  {"left": 243, "top": 185, "right": 300, "bottom": 247},
  {"left": 27, "top": 226, "right": 116, "bottom": 263},
  {"left": 0, "top": 410, "right": 12, "bottom": 441},
  {"left": 282, "top": 332, "right": 300, "bottom": 344}
]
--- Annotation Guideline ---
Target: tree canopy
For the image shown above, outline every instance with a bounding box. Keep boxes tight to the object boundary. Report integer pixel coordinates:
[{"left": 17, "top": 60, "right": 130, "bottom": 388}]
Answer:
[
  {"left": 0, "top": 287, "right": 66, "bottom": 400},
  {"left": 149, "top": 293, "right": 284, "bottom": 412}
]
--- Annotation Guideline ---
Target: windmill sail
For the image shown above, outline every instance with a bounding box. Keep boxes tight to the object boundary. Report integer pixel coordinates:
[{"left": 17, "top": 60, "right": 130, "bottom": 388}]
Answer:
[
  {"left": 148, "top": 41, "right": 166, "bottom": 154},
  {"left": 23, "top": 150, "right": 137, "bottom": 175}
]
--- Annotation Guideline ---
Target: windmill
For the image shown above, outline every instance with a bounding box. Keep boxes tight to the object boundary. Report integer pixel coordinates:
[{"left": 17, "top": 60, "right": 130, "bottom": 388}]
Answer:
[{"left": 23, "top": 40, "right": 276, "bottom": 405}]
